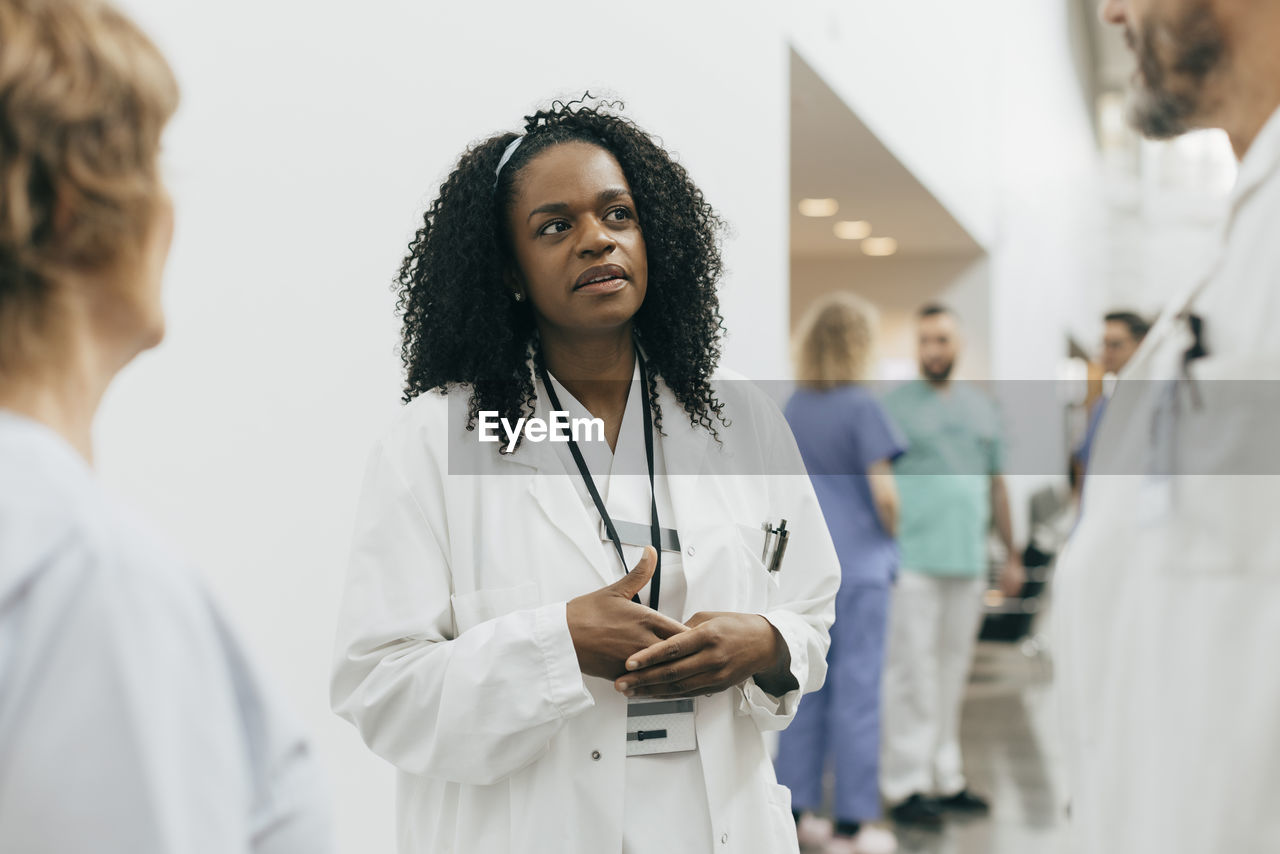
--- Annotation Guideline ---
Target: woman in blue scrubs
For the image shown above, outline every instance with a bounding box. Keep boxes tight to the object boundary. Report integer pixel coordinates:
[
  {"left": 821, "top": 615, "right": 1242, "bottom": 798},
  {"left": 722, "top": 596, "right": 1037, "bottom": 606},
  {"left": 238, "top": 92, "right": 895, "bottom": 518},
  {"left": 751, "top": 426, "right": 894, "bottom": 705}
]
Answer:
[{"left": 775, "top": 293, "right": 905, "bottom": 854}]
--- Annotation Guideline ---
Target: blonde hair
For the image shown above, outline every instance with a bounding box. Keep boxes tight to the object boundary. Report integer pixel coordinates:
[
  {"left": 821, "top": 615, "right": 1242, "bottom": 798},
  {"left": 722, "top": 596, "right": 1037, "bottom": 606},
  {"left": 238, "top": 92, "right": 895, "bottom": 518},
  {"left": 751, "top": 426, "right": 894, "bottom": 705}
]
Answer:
[
  {"left": 0, "top": 0, "right": 178, "bottom": 370},
  {"left": 793, "top": 291, "right": 878, "bottom": 390}
]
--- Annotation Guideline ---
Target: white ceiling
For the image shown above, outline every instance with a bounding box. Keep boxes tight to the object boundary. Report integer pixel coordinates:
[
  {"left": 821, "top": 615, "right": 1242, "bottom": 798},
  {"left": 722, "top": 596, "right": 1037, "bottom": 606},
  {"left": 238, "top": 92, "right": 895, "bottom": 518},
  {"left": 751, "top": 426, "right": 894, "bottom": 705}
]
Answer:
[{"left": 789, "top": 50, "right": 982, "bottom": 261}]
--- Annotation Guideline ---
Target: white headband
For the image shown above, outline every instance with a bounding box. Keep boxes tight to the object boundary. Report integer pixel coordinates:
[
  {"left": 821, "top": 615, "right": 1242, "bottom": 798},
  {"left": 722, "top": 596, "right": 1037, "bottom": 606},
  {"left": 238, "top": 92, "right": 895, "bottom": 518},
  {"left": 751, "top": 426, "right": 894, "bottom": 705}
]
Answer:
[{"left": 494, "top": 136, "right": 523, "bottom": 181}]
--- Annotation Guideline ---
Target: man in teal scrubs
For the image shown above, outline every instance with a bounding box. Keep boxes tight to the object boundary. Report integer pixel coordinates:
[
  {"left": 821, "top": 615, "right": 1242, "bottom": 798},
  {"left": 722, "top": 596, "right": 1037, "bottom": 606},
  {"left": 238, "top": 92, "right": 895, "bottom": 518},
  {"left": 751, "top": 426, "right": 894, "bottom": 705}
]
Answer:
[{"left": 879, "top": 304, "right": 1024, "bottom": 828}]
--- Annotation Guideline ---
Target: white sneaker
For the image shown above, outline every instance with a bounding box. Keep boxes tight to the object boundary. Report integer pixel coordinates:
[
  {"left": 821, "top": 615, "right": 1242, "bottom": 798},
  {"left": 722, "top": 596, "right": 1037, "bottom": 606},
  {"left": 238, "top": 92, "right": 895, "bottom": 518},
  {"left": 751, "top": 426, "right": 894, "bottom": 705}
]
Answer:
[
  {"left": 796, "top": 813, "right": 834, "bottom": 847},
  {"left": 851, "top": 825, "right": 898, "bottom": 854},
  {"left": 821, "top": 836, "right": 858, "bottom": 854}
]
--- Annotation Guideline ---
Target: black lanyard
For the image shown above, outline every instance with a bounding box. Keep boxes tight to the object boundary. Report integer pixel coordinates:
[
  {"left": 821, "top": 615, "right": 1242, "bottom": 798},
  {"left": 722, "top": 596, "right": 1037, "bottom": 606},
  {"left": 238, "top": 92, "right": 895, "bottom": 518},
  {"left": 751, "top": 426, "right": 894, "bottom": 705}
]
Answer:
[{"left": 538, "top": 350, "right": 662, "bottom": 611}]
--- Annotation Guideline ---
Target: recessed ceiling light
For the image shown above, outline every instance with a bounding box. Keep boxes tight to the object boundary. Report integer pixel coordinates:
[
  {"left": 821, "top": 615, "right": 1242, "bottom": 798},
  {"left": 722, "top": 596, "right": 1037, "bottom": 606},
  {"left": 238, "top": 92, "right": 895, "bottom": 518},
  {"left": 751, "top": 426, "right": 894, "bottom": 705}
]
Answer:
[
  {"left": 798, "top": 198, "right": 839, "bottom": 217},
  {"left": 833, "top": 220, "right": 872, "bottom": 240},
  {"left": 861, "top": 237, "right": 898, "bottom": 257}
]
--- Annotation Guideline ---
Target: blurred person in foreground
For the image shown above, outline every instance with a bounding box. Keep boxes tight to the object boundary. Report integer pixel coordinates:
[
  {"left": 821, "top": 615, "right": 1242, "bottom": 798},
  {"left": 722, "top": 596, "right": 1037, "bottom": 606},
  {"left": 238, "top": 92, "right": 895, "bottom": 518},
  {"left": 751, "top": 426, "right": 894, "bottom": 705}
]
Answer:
[
  {"left": 775, "top": 293, "right": 905, "bottom": 854},
  {"left": 878, "top": 304, "right": 1023, "bottom": 830},
  {"left": 0, "top": 1, "right": 330, "bottom": 851},
  {"left": 1056, "top": 2, "right": 1280, "bottom": 852},
  {"left": 1072, "top": 310, "right": 1149, "bottom": 479}
]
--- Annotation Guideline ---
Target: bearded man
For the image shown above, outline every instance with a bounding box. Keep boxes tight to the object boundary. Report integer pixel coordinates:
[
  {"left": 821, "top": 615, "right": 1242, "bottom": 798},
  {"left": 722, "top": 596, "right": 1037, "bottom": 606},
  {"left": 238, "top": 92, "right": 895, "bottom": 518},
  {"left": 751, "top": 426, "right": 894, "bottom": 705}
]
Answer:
[
  {"left": 878, "top": 304, "right": 1023, "bottom": 829},
  {"left": 1056, "top": 2, "right": 1280, "bottom": 852}
]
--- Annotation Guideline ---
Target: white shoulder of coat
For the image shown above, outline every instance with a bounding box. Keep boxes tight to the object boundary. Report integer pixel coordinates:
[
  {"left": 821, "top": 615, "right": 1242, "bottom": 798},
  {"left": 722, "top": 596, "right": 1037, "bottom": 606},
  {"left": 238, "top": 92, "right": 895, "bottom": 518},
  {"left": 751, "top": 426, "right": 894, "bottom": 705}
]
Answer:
[
  {"left": 0, "top": 425, "right": 204, "bottom": 621},
  {"left": 706, "top": 365, "right": 790, "bottom": 439},
  {"left": 375, "top": 386, "right": 472, "bottom": 459},
  {"left": 0, "top": 465, "right": 236, "bottom": 693}
]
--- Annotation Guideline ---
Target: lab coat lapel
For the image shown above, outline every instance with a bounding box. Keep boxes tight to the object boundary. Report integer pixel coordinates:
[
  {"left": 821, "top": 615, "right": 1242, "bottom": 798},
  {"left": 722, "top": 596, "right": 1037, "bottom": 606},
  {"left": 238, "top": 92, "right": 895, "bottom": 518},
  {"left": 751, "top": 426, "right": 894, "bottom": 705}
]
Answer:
[
  {"left": 494, "top": 376, "right": 618, "bottom": 589},
  {"left": 529, "top": 460, "right": 619, "bottom": 588},
  {"left": 658, "top": 384, "right": 711, "bottom": 482},
  {"left": 655, "top": 379, "right": 713, "bottom": 584},
  {"left": 490, "top": 361, "right": 718, "bottom": 591},
  {"left": 1118, "top": 272, "right": 1205, "bottom": 382}
]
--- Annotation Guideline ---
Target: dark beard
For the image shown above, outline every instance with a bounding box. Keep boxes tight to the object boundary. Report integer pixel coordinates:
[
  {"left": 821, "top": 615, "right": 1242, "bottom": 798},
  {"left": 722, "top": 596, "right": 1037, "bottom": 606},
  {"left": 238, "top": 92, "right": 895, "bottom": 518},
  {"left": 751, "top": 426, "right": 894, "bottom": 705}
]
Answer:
[
  {"left": 1127, "top": 4, "right": 1226, "bottom": 138},
  {"left": 921, "top": 361, "right": 953, "bottom": 382}
]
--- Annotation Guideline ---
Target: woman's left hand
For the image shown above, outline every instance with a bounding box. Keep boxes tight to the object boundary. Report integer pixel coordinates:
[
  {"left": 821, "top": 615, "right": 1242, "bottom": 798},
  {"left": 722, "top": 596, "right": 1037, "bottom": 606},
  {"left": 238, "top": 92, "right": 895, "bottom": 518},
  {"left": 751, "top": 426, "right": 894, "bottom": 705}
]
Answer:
[{"left": 614, "top": 612, "right": 796, "bottom": 699}]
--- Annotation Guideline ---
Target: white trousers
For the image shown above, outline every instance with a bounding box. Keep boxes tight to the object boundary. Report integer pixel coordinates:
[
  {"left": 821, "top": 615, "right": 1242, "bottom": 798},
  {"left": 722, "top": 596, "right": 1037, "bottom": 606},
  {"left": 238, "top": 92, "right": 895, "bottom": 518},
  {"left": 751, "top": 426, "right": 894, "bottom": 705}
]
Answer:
[{"left": 880, "top": 570, "right": 986, "bottom": 804}]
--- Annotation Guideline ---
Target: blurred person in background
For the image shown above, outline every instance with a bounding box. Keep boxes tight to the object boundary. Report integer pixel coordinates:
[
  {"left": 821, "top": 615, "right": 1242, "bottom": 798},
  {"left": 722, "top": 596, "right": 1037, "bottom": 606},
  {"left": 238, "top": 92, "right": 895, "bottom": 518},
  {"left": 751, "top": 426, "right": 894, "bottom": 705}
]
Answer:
[
  {"left": 1056, "top": 2, "right": 1280, "bottom": 852},
  {"left": 775, "top": 293, "right": 906, "bottom": 854},
  {"left": 878, "top": 304, "right": 1023, "bottom": 830},
  {"left": 0, "top": 1, "right": 331, "bottom": 851},
  {"left": 1072, "top": 310, "right": 1149, "bottom": 479}
]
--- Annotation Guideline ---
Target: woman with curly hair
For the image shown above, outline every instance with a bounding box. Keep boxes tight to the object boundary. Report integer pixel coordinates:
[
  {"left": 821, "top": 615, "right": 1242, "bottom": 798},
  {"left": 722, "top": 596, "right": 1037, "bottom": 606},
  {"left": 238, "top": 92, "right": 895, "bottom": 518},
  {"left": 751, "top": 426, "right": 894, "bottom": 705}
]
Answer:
[{"left": 331, "top": 97, "right": 839, "bottom": 854}]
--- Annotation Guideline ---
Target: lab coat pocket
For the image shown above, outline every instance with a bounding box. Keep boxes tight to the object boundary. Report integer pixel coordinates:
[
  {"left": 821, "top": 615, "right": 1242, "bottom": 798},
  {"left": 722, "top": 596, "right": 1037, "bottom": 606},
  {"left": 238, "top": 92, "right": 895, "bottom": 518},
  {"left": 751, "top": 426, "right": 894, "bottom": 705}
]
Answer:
[
  {"left": 766, "top": 783, "right": 800, "bottom": 853},
  {"left": 734, "top": 522, "right": 781, "bottom": 613},
  {"left": 767, "top": 781, "right": 792, "bottom": 812},
  {"left": 1154, "top": 477, "right": 1280, "bottom": 577},
  {"left": 1157, "top": 354, "right": 1280, "bottom": 577},
  {"left": 451, "top": 582, "right": 541, "bottom": 635}
]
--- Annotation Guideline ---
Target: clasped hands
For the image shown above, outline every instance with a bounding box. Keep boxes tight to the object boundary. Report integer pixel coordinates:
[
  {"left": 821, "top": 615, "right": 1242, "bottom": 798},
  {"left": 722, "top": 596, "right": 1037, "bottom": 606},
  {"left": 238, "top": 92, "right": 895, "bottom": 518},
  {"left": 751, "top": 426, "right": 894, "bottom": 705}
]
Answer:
[{"left": 565, "top": 547, "right": 797, "bottom": 700}]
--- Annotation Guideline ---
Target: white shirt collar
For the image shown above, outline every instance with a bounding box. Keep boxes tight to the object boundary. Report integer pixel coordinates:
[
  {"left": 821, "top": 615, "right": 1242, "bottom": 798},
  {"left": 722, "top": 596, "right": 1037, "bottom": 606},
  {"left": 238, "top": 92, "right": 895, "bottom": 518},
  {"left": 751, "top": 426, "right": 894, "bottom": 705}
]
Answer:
[
  {"left": 1230, "top": 102, "right": 1280, "bottom": 211},
  {"left": 0, "top": 409, "right": 90, "bottom": 477}
]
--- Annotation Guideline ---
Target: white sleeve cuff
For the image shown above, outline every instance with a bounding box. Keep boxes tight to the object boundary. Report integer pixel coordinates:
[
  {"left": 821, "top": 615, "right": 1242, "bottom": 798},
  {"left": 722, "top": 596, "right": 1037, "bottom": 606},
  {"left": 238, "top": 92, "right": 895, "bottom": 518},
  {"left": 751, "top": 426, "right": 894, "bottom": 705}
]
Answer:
[
  {"left": 534, "top": 602, "right": 595, "bottom": 719},
  {"left": 735, "top": 612, "right": 808, "bottom": 731}
]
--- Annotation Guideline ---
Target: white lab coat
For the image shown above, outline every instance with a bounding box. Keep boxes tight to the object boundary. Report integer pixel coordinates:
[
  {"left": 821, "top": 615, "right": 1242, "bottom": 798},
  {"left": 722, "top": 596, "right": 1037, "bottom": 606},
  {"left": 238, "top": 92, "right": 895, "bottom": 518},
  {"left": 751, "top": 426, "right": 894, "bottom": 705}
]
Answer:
[
  {"left": 0, "top": 412, "right": 331, "bottom": 854},
  {"left": 1057, "top": 105, "right": 1280, "bottom": 854},
  {"left": 542, "top": 361, "right": 713, "bottom": 853},
  {"left": 331, "top": 362, "right": 840, "bottom": 854}
]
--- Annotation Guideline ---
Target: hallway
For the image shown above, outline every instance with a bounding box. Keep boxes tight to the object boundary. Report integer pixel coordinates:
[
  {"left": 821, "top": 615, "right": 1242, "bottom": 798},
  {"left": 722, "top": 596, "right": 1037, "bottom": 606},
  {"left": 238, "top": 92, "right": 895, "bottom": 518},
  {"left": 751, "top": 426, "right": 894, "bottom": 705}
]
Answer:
[{"left": 800, "top": 640, "right": 1068, "bottom": 854}]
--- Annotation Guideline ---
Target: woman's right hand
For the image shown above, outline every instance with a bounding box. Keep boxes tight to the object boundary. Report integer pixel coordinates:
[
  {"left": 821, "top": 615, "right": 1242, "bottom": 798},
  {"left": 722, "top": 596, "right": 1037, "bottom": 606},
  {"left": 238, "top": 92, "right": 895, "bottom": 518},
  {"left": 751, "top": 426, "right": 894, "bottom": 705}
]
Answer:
[{"left": 566, "top": 547, "right": 688, "bottom": 680}]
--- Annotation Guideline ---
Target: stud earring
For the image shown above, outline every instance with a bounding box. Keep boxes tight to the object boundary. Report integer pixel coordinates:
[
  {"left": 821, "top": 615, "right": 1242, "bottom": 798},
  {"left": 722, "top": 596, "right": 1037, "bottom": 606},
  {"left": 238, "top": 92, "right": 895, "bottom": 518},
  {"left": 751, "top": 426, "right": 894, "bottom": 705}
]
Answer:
[{"left": 513, "top": 292, "right": 525, "bottom": 302}]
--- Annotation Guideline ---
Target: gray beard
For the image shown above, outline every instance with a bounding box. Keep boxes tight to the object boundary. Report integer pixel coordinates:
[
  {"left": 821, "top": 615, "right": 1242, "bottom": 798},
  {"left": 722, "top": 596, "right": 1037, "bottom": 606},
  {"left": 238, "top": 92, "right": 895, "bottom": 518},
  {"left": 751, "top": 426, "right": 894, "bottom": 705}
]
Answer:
[
  {"left": 1126, "top": 5, "right": 1226, "bottom": 139},
  {"left": 1128, "top": 80, "right": 1198, "bottom": 139}
]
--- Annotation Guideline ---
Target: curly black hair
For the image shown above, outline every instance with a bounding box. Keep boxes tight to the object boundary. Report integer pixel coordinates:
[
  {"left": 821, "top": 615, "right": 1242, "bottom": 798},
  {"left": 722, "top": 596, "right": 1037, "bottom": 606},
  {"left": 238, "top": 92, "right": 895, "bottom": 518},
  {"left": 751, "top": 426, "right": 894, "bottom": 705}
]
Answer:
[{"left": 395, "top": 95, "right": 729, "bottom": 450}]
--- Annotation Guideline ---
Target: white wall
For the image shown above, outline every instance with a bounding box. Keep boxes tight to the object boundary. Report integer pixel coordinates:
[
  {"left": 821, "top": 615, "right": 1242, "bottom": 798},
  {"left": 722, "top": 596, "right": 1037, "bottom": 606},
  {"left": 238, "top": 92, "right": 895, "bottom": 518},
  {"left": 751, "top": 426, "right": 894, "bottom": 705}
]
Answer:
[
  {"left": 1096, "top": 130, "right": 1234, "bottom": 329},
  {"left": 96, "top": 2, "right": 789, "bottom": 851},
  {"left": 787, "top": 0, "right": 1106, "bottom": 541},
  {"left": 989, "top": 0, "right": 1107, "bottom": 381},
  {"left": 789, "top": 0, "right": 1104, "bottom": 370},
  {"left": 786, "top": 0, "right": 1002, "bottom": 249}
]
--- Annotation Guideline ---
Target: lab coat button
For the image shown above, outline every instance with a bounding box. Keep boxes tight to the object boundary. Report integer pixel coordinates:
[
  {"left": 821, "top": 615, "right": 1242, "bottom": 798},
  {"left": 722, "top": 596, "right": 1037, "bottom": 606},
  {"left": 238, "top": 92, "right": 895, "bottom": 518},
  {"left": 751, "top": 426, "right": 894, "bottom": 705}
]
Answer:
[
  {"left": 686, "top": 545, "right": 696, "bottom": 556},
  {"left": 591, "top": 750, "right": 601, "bottom": 761},
  {"left": 720, "top": 832, "right": 728, "bottom": 844}
]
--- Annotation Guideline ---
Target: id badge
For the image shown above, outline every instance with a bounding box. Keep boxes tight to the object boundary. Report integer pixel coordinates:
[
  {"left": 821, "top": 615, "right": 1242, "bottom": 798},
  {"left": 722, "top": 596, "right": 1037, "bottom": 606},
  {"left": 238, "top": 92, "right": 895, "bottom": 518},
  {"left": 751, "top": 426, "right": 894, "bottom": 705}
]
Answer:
[{"left": 625, "top": 698, "right": 697, "bottom": 756}]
